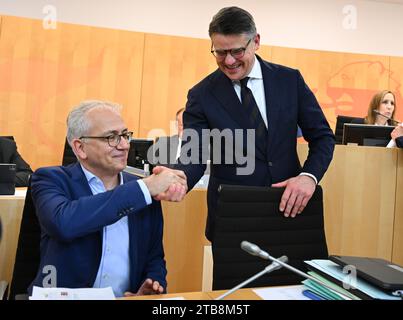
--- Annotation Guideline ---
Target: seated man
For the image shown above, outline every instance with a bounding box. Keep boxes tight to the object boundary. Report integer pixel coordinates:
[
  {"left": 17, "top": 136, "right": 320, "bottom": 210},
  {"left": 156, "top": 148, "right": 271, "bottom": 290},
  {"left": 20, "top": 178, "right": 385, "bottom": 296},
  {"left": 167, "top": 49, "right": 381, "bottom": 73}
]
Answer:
[
  {"left": 153, "top": 108, "right": 185, "bottom": 168},
  {"left": 29, "top": 100, "right": 187, "bottom": 297},
  {"left": 0, "top": 137, "right": 33, "bottom": 187}
]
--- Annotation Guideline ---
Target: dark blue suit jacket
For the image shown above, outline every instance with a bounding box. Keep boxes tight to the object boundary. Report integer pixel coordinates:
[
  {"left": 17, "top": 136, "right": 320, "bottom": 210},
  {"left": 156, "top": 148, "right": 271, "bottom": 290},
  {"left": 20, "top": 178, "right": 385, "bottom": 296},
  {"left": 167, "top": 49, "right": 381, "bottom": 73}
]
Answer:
[
  {"left": 396, "top": 136, "right": 403, "bottom": 148},
  {"left": 177, "top": 56, "right": 335, "bottom": 241},
  {"left": 29, "top": 163, "right": 166, "bottom": 294}
]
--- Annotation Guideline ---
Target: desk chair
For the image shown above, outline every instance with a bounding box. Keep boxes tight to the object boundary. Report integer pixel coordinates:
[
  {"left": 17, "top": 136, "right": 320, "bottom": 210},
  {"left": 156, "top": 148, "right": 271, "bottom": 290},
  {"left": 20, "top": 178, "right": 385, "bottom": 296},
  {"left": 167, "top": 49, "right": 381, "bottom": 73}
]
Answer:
[
  {"left": 0, "top": 136, "right": 14, "bottom": 141},
  {"left": 62, "top": 138, "right": 77, "bottom": 166},
  {"left": 9, "top": 180, "right": 41, "bottom": 300},
  {"left": 335, "top": 115, "right": 364, "bottom": 144},
  {"left": 212, "top": 184, "right": 328, "bottom": 290}
]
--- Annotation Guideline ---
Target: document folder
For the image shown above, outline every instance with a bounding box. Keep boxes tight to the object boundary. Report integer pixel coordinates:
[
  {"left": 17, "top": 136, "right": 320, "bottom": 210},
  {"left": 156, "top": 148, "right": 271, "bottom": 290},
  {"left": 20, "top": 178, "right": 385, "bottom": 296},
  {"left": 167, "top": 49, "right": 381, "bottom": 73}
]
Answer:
[{"left": 329, "top": 255, "right": 403, "bottom": 291}]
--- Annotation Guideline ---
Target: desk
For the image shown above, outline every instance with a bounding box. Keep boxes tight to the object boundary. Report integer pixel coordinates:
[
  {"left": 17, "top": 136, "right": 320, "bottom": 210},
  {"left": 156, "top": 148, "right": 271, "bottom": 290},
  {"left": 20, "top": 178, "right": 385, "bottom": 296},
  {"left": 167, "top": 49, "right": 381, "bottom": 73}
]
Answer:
[
  {"left": 161, "top": 145, "right": 403, "bottom": 293},
  {"left": 123, "top": 291, "right": 213, "bottom": 300},
  {"left": 123, "top": 286, "right": 305, "bottom": 300},
  {"left": 122, "top": 288, "right": 262, "bottom": 300},
  {"left": 2, "top": 146, "right": 403, "bottom": 295},
  {"left": 0, "top": 188, "right": 26, "bottom": 286}
]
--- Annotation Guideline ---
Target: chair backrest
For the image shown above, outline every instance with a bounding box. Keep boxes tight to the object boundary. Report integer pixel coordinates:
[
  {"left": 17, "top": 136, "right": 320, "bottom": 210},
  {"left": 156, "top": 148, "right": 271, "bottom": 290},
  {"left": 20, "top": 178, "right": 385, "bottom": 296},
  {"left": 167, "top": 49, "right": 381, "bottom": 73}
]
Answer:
[
  {"left": 9, "top": 180, "right": 41, "bottom": 300},
  {"left": 212, "top": 184, "right": 328, "bottom": 290},
  {"left": 0, "top": 136, "right": 14, "bottom": 141},
  {"left": 335, "top": 115, "right": 364, "bottom": 144},
  {"left": 62, "top": 138, "right": 77, "bottom": 166}
]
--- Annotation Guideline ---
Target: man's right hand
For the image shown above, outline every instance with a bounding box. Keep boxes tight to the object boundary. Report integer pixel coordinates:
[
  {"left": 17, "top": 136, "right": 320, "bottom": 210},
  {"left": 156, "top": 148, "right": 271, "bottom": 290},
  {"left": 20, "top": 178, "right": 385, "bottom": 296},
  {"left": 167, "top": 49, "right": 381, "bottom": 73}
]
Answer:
[{"left": 142, "top": 166, "right": 187, "bottom": 201}]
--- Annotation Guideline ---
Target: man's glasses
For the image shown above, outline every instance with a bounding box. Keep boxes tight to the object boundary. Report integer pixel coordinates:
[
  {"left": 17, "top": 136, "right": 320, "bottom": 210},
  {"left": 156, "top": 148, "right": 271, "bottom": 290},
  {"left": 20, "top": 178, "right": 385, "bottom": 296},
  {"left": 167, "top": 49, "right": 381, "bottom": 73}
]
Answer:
[
  {"left": 211, "top": 38, "right": 252, "bottom": 60},
  {"left": 79, "top": 131, "right": 133, "bottom": 147}
]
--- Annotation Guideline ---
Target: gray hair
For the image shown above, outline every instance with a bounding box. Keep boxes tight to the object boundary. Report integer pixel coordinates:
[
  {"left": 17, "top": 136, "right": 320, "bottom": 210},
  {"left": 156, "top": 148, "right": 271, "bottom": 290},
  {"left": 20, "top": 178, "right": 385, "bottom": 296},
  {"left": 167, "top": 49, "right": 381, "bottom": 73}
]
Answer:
[{"left": 66, "top": 100, "right": 122, "bottom": 146}]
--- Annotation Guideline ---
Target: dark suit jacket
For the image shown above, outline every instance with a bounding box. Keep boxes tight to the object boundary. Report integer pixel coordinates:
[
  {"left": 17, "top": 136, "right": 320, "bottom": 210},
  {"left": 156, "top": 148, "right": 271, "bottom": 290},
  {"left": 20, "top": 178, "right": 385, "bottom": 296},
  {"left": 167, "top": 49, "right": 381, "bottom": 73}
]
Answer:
[
  {"left": 29, "top": 162, "right": 166, "bottom": 294},
  {"left": 396, "top": 136, "right": 403, "bottom": 148},
  {"left": 177, "top": 55, "right": 335, "bottom": 241},
  {"left": 0, "top": 137, "right": 33, "bottom": 187}
]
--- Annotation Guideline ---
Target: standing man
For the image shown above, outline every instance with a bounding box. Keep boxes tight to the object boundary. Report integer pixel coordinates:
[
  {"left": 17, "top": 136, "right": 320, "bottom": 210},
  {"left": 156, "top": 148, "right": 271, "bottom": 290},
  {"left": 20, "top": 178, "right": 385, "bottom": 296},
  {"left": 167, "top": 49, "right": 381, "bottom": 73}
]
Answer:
[
  {"left": 171, "top": 7, "right": 335, "bottom": 242},
  {"left": 29, "top": 100, "right": 187, "bottom": 297}
]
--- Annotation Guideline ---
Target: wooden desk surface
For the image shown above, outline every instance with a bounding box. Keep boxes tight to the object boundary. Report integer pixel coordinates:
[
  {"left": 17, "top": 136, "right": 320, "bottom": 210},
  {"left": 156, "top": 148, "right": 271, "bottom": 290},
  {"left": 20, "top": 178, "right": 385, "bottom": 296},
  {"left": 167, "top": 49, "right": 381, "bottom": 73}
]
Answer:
[
  {"left": 122, "top": 291, "right": 212, "bottom": 300},
  {"left": 0, "top": 188, "right": 27, "bottom": 287},
  {"left": 207, "top": 288, "right": 262, "bottom": 300}
]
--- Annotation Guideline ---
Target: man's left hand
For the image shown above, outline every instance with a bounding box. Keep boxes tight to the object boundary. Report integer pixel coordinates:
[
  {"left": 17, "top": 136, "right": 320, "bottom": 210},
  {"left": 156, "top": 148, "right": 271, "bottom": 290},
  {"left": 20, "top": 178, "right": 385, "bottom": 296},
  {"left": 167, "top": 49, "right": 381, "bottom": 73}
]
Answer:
[
  {"left": 271, "top": 175, "right": 316, "bottom": 218},
  {"left": 124, "top": 278, "right": 164, "bottom": 297}
]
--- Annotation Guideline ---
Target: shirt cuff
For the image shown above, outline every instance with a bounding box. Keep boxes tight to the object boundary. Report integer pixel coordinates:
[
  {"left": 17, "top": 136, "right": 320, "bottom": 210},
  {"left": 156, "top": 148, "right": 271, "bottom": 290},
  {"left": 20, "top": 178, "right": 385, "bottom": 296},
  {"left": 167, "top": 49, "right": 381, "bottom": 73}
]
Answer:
[
  {"left": 137, "top": 179, "right": 152, "bottom": 205},
  {"left": 299, "top": 172, "right": 318, "bottom": 185}
]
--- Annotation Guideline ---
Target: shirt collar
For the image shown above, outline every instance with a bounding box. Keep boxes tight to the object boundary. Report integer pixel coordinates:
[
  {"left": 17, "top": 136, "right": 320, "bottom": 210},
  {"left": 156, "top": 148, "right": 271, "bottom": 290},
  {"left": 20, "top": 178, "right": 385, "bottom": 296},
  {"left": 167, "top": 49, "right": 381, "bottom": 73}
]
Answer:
[
  {"left": 233, "top": 55, "right": 263, "bottom": 85},
  {"left": 247, "top": 55, "right": 263, "bottom": 80},
  {"left": 80, "top": 163, "right": 123, "bottom": 186}
]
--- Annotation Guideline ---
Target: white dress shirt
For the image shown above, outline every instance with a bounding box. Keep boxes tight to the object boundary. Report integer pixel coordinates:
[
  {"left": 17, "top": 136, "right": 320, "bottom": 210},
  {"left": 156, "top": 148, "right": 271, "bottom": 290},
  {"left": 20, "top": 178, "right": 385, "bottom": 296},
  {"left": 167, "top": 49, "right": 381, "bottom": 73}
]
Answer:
[{"left": 80, "top": 165, "right": 151, "bottom": 297}]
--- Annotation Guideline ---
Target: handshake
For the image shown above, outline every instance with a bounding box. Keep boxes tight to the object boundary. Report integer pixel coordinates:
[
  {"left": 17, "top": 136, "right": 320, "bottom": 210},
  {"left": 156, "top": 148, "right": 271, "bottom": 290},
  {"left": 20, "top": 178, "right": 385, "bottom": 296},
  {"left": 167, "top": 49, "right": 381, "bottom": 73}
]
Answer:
[{"left": 142, "top": 166, "right": 188, "bottom": 202}]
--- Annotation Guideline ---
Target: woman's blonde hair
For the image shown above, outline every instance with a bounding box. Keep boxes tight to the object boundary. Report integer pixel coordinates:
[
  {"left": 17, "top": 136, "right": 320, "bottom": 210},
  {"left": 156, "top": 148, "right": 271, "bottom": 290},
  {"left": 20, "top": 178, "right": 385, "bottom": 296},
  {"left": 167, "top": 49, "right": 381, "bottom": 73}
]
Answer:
[{"left": 365, "top": 90, "right": 396, "bottom": 125}]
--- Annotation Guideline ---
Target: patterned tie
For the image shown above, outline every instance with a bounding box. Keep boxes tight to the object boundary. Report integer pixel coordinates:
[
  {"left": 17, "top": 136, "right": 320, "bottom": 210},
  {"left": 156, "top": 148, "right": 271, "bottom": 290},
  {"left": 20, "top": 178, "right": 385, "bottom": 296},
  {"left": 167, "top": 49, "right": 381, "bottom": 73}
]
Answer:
[{"left": 239, "top": 77, "right": 268, "bottom": 150}]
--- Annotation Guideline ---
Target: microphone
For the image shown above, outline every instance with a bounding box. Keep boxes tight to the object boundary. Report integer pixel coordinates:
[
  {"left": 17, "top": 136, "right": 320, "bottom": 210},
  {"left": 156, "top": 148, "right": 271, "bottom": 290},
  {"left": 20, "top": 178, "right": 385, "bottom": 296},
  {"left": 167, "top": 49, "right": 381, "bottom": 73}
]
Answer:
[
  {"left": 241, "top": 241, "right": 270, "bottom": 259},
  {"left": 373, "top": 110, "right": 400, "bottom": 125},
  {"left": 215, "top": 254, "right": 288, "bottom": 300},
  {"left": 239, "top": 241, "right": 354, "bottom": 300}
]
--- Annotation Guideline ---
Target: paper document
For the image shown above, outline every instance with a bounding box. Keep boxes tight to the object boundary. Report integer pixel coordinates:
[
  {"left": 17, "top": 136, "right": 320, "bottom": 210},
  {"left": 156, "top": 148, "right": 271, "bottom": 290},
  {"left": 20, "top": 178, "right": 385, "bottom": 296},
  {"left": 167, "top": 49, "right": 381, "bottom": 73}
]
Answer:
[
  {"left": 30, "top": 286, "right": 115, "bottom": 300},
  {"left": 303, "top": 271, "right": 360, "bottom": 300},
  {"left": 386, "top": 139, "right": 396, "bottom": 148},
  {"left": 253, "top": 285, "right": 310, "bottom": 300}
]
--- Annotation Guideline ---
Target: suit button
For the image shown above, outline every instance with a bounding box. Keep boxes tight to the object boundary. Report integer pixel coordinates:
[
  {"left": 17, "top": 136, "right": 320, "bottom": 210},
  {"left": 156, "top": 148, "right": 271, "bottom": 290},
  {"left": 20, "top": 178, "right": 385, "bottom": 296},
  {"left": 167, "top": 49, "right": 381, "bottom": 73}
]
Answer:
[{"left": 268, "top": 161, "right": 273, "bottom": 167}]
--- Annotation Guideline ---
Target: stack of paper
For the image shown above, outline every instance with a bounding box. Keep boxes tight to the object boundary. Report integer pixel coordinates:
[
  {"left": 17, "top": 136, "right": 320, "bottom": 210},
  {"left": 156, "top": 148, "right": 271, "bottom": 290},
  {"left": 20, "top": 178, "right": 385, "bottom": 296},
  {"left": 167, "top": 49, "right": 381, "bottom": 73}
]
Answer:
[
  {"left": 302, "top": 271, "right": 360, "bottom": 300},
  {"left": 29, "top": 286, "right": 116, "bottom": 300}
]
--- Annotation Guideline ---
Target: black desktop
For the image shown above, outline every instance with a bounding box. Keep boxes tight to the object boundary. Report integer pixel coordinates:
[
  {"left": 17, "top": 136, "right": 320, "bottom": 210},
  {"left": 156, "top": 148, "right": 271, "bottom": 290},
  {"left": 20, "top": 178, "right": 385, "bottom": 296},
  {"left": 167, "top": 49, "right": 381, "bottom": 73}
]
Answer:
[
  {"left": 127, "top": 139, "right": 155, "bottom": 171},
  {"left": 342, "top": 123, "right": 394, "bottom": 147}
]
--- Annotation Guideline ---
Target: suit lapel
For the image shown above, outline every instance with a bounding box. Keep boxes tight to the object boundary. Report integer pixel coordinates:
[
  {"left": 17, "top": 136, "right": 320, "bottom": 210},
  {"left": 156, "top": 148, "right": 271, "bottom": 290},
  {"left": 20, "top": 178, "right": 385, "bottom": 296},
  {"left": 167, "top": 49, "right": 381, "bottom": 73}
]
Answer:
[
  {"left": 258, "top": 56, "right": 280, "bottom": 156},
  {"left": 209, "top": 71, "right": 252, "bottom": 130},
  {"left": 68, "top": 163, "right": 92, "bottom": 193},
  {"left": 209, "top": 70, "right": 267, "bottom": 160}
]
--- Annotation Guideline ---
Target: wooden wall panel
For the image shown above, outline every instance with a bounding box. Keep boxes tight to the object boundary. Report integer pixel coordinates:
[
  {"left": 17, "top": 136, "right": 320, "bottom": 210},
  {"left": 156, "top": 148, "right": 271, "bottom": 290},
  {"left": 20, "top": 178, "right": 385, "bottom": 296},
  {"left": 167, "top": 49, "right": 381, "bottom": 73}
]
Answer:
[
  {"left": 139, "top": 37, "right": 272, "bottom": 139},
  {"left": 298, "top": 145, "right": 396, "bottom": 260},
  {"left": 271, "top": 47, "right": 391, "bottom": 132},
  {"left": 0, "top": 16, "right": 144, "bottom": 170},
  {"left": 389, "top": 56, "right": 403, "bottom": 121},
  {"left": 138, "top": 34, "right": 217, "bottom": 138},
  {"left": 392, "top": 149, "right": 403, "bottom": 265}
]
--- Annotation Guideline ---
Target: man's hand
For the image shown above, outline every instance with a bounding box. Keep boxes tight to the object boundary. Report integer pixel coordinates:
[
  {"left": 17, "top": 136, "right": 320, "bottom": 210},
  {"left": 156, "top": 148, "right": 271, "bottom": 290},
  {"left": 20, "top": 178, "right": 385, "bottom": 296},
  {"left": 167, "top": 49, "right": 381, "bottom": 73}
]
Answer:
[
  {"left": 142, "top": 166, "right": 187, "bottom": 202},
  {"left": 123, "top": 278, "right": 164, "bottom": 297},
  {"left": 391, "top": 125, "right": 403, "bottom": 140},
  {"left": 271, "top": 175, "right": 316, "bottom": 218}
]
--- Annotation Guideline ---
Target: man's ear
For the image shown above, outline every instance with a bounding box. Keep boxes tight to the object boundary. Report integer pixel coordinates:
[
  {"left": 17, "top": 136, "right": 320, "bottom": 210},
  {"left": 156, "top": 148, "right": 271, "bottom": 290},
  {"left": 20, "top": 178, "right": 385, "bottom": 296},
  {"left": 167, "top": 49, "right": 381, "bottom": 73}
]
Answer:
[
  {"left": 254, "top": 33, "right": 260, "bottom": 51},
  {"left": 71, "top": 139, "right": 87, "bottom": 160}
]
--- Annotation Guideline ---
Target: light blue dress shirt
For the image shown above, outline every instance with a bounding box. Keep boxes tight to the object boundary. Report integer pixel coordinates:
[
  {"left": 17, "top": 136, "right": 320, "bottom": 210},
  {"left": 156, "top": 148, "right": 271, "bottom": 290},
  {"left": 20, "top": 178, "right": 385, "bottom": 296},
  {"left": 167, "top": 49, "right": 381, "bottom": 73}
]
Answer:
[{"left": 80, "top": 165, "right": 151, "bottom": 297}]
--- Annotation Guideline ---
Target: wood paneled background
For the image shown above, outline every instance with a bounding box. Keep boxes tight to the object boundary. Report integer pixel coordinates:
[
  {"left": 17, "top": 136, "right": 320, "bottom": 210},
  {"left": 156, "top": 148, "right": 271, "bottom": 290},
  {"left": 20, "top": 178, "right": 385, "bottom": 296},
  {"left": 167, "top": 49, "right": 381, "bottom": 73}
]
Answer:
[{"left": 0, "top": 15, "right": 402, "bottom": 170}]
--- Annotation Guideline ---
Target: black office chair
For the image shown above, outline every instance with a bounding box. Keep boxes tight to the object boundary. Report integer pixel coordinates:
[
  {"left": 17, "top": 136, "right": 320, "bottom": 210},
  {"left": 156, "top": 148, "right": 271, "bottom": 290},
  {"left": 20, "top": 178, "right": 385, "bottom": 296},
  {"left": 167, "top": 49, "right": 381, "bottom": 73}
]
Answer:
[
  {"left": 212, "top": 184, "right": 328, "bottom": 290},
  {"left": 62, "top": 138, "right": 77, "bottom": 166},
  {"left": 9, "top": 179, "right": 41, "bottom": 300},
  {"left": 335, "top": 115, "right": 364, "bottom": 144},
  {"left": 0, "top": 136, "right": 14, "bottom": 141}
]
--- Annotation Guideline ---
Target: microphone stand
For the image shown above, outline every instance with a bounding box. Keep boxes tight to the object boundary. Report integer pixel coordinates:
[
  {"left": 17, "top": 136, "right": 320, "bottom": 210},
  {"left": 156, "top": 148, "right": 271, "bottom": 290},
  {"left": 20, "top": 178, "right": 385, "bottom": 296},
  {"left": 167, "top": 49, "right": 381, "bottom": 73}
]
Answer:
[
  {"left": 215, "top": 256, "right": 287, "bottom": 300},
  {"left": 241, "top": 241, "right": 354, "bottom": 300}
]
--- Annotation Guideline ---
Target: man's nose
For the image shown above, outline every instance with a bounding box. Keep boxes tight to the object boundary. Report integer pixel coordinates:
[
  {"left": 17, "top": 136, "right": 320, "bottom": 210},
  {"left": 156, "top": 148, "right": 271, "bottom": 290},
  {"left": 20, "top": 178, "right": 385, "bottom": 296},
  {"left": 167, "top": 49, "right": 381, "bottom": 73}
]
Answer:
[
  {"left": 224, "top": 52, "right": 236, "bottom": 64},
  {"left": 117, "top": 137, "right": 130, "bottom": 149}
]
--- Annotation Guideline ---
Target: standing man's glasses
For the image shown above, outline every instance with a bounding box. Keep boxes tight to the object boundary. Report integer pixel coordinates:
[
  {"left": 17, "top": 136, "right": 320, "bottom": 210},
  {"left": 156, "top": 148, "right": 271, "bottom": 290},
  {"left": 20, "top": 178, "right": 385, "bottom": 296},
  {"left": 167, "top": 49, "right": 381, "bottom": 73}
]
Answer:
[
  {"left": 211, "top": 38, "right": 252, "bottom": 60},
  {"left": 79, "top": 131, "right": 133, "bottom": 147}
]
